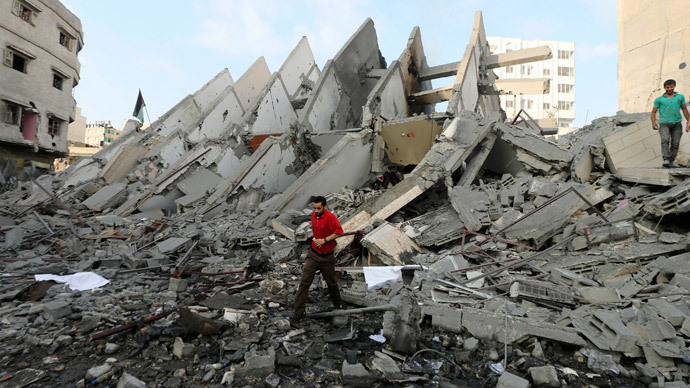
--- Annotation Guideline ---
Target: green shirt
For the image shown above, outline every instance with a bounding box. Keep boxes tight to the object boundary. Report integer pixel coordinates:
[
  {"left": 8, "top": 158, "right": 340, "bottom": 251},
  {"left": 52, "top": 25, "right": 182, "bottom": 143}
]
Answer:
[{"left": 654, "top": 92, "right": 686, "bottom": 123}]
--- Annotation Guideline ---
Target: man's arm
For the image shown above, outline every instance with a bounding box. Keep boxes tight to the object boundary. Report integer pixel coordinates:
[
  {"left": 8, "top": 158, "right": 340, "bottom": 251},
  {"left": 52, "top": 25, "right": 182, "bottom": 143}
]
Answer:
[
  {"left": 682, "top": 105, "right": 690, "bottom": 132},
  {"left": 313, "top": 233, "right": 342, "bottom": 248},
  {"left": 651, "top": 107, "right": 659, "bottom": 130}
]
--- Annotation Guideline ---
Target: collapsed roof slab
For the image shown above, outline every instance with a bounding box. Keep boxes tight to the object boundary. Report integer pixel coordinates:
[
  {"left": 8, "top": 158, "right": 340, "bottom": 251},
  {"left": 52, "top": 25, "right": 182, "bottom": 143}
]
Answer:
[
  {"left": 336, "top": 112, "right": 497, "bottom": 251},
  {"left": 98, "top": 144, "right": 148, "bottom": 185},
  {"left": 192, "top": 69, "right": 235, "bottom": 112},
  {"left": 234, "top": 57, "right": 271, "bottom": 111},
  {"left": 301, "top": 19, "right": 385, "bottom": 133},
  {"left": 253, "top": 130, "right": 374, "bottom": 227}
]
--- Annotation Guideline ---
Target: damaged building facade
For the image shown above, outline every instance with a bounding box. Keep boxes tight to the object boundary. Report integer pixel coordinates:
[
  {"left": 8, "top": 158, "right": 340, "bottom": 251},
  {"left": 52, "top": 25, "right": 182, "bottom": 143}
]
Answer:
[
  {"left": 4, "top": 9, "right": 690, "bottom": 388},
  {"left": 0, "top": 0, "right": 83, "bottom": 174}
]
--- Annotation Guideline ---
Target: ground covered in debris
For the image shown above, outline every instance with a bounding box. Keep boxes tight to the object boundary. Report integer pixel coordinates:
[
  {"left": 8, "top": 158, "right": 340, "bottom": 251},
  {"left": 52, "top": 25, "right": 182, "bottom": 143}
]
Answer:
[{"left": 5, "top": 11, "right": 690, "bottom": 388}]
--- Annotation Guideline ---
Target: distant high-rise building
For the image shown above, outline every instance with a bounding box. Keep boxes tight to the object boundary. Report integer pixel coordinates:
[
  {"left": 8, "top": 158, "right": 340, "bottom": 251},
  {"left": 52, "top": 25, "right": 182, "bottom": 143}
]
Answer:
[
  {"left": 0, "top": 0, "right": 83, "bottom": 165},
  {"left": 84, "top": 120, "right": 121, "bottom": 147},
  {"left": 487, "top": 37, "right": 576, "bottom": 135}
]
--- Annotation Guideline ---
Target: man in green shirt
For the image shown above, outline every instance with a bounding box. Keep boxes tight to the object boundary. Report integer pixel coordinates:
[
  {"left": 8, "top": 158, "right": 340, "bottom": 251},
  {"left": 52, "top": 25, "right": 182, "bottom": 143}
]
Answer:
[{"left": 651, "top": 79, "right": 690, "bottom": 167}]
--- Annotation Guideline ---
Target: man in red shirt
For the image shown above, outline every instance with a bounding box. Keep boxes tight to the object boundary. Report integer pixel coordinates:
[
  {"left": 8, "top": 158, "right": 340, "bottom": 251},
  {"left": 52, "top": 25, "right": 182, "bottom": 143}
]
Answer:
[{"left": 293, "top": 196, "right": 344, "bottom": 320}]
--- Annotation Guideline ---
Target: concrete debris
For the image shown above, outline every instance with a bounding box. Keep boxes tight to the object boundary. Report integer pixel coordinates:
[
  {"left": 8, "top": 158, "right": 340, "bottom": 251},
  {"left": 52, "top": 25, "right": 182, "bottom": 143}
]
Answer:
[{"left": 2, "top": 10, "right": 690, "bottom": 388}]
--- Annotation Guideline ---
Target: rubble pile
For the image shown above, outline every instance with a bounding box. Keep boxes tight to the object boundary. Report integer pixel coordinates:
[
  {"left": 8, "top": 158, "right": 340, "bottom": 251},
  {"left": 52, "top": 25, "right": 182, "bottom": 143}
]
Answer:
[{"left": 3, "top": 10, "right": 690, "bottom": 388}]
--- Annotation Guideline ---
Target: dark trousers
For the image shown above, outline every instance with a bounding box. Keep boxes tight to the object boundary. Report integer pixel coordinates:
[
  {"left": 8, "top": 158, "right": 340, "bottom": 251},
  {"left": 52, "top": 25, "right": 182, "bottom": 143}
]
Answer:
[
  {"left": 660, "top": 122, "right": 682, "bottom": 162},
  {"left": 294, "top": 249, "right": 341, "bottom": 315}
]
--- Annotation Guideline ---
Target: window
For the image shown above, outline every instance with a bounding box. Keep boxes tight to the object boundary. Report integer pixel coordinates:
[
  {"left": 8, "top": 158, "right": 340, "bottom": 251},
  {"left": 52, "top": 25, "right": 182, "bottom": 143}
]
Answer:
[
  {"left": 543, "top": 68, "right": 550, "bottom": 76},
  {"left": 3, "top": 48, "right": 30, "bottom": 73},
  {"left": 59, "top": 32, "right": 72, "bottom": 50},
  {"left": 558, "top": 50, "right": 574, "bottom": 60},
  {"left": 48, "top": 117, "right": 62, "bottom": 136},
  {"left": 53, "top": 73, "right": 64, "bottom": 90},
  {"left": 558, "top": 84, "right": 574, "bottom": 93},
  {"left": 543, "top": 103, "right": 550, "bottom": 110},
  {"left": 558, "top": 67, "right": 574, "bottom": 77},
  {"left": 506, "top": 66, "right": 513, "bottom": 74},
  {"left": 558, "top": 101, "right": 574, "bottom": 110},
  {"left": 527, "top": 100, "right": 533, "bottom": 109},
  {"left": 506, "top": 100, "right": 514, "bottom": 108},
  {"left": 11, "top": 1, "right": 34, "bottom": 24},
  {"left": 559, "top": 121, "right": 570, "bottom": 128},
  {"left": 2, "top": 102, "right": 20, "bottom": 125},
  {"left": 521, "top": 66, "right": 532, "bottom": 76}
]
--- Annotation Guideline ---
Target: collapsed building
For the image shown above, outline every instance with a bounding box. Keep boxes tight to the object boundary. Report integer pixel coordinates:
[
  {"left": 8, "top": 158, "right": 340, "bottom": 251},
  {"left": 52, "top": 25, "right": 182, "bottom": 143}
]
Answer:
[{"left": 3, "top": 10, "right": 690, "bottom": 388}]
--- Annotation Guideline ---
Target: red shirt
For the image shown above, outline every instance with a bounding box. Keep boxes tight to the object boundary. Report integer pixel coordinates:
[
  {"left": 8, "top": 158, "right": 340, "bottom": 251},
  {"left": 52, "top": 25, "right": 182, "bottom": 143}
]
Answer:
[{"left": 311, "top": 209, "right": 344, "bottom": 253}]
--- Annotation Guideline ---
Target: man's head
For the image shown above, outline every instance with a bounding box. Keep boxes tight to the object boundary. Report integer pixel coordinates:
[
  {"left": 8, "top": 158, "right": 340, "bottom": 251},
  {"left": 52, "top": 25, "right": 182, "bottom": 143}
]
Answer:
[
  {"left": 664, "top": 79, "right": 676, "bottom": 94},
  {"left": 312, "top": 196, "right": 327, "bottom": 216}
]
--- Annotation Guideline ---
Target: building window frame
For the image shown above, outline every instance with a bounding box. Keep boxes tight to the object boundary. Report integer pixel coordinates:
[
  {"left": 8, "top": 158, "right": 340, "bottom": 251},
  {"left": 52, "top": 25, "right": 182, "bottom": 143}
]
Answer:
[
  {"left": 53, "top": 73, "right": 64, "bottom": 90},
  {"left": 543, "top": 68, "right": 551, "bottom": 76},
  {"left": 2, "top": 102, "right": 21, "bottom": 125},
  {"left": 59, "top": 32, "right": 72, "bottom": 51},
  {"left": 558, "top": 66, "right": 574, "bottom": 77},
  {"left": 11, "top": 0, "right": 40, "bottom": 25},
  {"left": 3, "top": 46, "right": 35, "bottom": 73},
  {"left": 48, "top": 116, "right": 63, "bottom": 137}
]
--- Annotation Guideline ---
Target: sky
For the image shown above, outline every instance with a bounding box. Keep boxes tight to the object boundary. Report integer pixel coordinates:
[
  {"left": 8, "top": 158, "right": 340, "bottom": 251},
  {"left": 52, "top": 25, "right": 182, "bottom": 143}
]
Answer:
[{"left": 61, "top": 0, "right": 618, "bottom": 129}]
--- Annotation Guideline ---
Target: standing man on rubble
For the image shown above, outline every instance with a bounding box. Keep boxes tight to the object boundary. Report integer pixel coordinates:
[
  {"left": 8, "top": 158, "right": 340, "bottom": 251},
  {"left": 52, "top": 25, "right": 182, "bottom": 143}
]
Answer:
[
  {"left": 651, "top": 79, "right": 690, "bottom": 168},
  {"left": 293, "top": 196, "right": 344, "bottom": 321}
]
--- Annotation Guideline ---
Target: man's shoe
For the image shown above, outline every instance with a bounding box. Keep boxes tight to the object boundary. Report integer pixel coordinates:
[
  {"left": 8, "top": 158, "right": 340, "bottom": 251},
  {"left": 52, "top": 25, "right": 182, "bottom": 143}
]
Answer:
[
  {"left": 291, "top": 313, "right": 306, "bottom": 328},
  {"left": 670, "top": 163, "right": 682, "bottom": 168},
  {"left": 663, "top": 160, "right": 671, "bottom": 168}
]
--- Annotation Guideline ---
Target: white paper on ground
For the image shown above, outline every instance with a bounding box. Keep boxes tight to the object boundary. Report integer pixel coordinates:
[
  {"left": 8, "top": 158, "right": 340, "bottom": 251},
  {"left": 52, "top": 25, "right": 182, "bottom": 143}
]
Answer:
[
  {"left": 362, "top": 266, "right": 405, "bottom": 290},
  {"left": 35, "top": 272, "right": 110, "bottom": 291}
]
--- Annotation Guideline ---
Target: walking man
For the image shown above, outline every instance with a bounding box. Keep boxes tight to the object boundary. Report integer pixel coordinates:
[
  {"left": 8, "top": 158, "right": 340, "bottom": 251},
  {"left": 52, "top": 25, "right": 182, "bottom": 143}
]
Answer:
[
  {"left": 293, "top": 196, "right": 344, "bottom": 321},
  {"left": 651, "top": 79, "right": 690, "bottom": 167}
]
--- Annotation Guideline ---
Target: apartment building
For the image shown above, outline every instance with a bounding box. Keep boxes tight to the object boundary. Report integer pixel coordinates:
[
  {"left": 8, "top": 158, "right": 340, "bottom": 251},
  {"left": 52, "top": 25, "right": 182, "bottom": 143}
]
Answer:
[
  {"left": 487, "top": 37, "right": 576, "bottom": 135},
  {"left": 0, "top": 0, "right": 83, "bottom": 163}
]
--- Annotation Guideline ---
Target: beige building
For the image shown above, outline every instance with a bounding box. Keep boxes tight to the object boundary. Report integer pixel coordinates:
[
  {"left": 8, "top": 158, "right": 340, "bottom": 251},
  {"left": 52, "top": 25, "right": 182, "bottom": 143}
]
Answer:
[
  {"left": 0, "top": 0, "right": 83, "bottom": 164},
  {"left": 618, "top": 0, "right": 690, "bottom": 114},
  {"left": 488, "top": 37, "right": 576, "bottom": 135},
  {"left": 84, "top": 120, "right": 121, "bottom": 147}
]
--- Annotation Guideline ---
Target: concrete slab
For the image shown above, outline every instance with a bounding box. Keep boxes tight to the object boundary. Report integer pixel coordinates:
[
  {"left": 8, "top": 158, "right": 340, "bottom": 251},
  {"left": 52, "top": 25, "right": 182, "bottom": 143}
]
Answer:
[
  {"left": 234, "top": 56, "right": 271, "bottom": 110},
  {"left": 81, "top": 183, "right": 128, "bottom": 212},
  {"left": 361, "top": 222, "right": 422, "bottom": 266}
]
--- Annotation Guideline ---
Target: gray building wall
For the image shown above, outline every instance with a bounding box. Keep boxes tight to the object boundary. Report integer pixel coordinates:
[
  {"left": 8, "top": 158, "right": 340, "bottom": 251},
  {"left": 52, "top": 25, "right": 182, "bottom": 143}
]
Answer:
[{"left": 0, "top": 0, "right": 83, "bottom": 160}]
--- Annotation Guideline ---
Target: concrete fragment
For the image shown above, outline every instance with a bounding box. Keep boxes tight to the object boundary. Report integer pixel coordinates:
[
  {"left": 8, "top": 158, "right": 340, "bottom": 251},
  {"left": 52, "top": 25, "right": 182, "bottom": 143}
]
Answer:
[
  {"left": 234, "top": 347, "right": 275, "bottom": 378},
  {"left": 168, "top": 278, "right": 188, "bottom": 293},
  {"left": 496, "top": 371, "right": 529, "bottom": 388},
  {"left": 361, "top": 222, "right": 422, "bottom": 266},
  {"left": 86, "top": 364, "right": 112, "bottom": 381},
  {"left": 42, "top": 300, "right": 71, "bottom": 320},
  {"left": 81, "top": 183, "right": 128, "bottom": 211},
  {"left": 156, "top": 237, "right": 190, "bottom": 254},
  {"left": 528, "top": 365, "right": 559, "bottom": 387},
  {"left": 341, "top": 362, "right": 375, "bottom": 387},
  {"left": 570, "top": 310, "right": 638, "bottom": 353},
  {"left": 371, "top": 351, "right": 402, "bottom": 380},
  {"left": 116, "top": 372, "right": 146, "bottom": 388},
  {"left": 172, "top": 337, "right": 195, "bottom": 359}
]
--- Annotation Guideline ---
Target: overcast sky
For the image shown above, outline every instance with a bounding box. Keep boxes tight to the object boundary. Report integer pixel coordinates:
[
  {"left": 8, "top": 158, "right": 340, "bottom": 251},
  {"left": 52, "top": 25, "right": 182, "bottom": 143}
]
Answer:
[{"left": 61, "top": 0, "right": 618, "bottom": 129}]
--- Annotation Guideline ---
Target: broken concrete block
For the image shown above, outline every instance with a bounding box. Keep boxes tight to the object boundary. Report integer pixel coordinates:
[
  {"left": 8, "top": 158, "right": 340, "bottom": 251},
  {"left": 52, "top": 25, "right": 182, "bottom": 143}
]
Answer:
[
  {"left": 570, "top": 310, "right": 638, "bottom": 353},
  {"left": 341, "top": 362, "right": 375, "bottom": 387},
  {"left": 234, "top": 347, "right": 275, "bottom": 378},
  {"left": 497, "top": 371, "right": 529, "bottom": 388},
  {"left": 371, "top": 351, "right": 403, "bottom": 380},
  {"left": 86, "top": 364, "right": 113, "bottom": 381},
  {"left": 361, "top": 222, "right": 422, "bottom": 266},
  {"left": 578, "top": 287, "right": 621, "bottom": 303},
  {"left": 42, "top": 300, "right": 72, "bottom": 320},
  {"left": 168, "top": 278, "right": 188, "bottom": 293},
  {"left": 156, "top": 237, "right": 191, "bottom": 254},
  {"left": 550, "top": 268, "right": 599, "bottom": 288},
  {"left": 528, "top": 365, "right": 559, "bottom": 387},
  {"left": 81, "top": 183, "right": 128, "bottom": 211},
  {"left": 116, "top": 372, "right": 146, "bottom": 388},
  {"left": 173, "top": 337, "right": 195, "bottom": 359},
  {"left": 647, "top": 299, "right": 686, "bottom": 326}
]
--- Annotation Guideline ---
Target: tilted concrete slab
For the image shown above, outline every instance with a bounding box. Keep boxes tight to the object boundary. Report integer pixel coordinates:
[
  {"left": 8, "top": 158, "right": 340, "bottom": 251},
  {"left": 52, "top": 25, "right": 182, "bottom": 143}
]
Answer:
[
  {"left": 418, "top": 61, "right": 460, "bottom": 82},
  {"left": 396, "top": 26, "right": 434, "bottom": 116},
  {"left": 481, "top": 45, "right": 552, "bottom": 69},
  {"left": 408, "top": 86, "right": 453, "bottom": 106},
  {"left": 301, "top": 19, "right": 385, "bottom": 133},
  {"left": 98, "top": 145, "right": 148, "bottom": 185},
  {"left": 187, "top": 86, "right": 244, "bottom": 143},
  {"left": 81, "top": 183, "right": 128, "bottom": 212},
  {"left": 380, "top": 114, "right": 445, "bottom": 166},
  {"left": 253, "top": 130, "right": 373, "bottom": 226},
  {"left": 234, "top": 57, "right": 271, "bottom": 111},
  {"left": 613, "top": 167, "right": 686, "bottom": 186},
  {"left": 278, "top": 37, "right": 317, "bottom": 98},
  {"left": 192, "top": 68, "right": 235, "bottom": 112},
  {"left": 362, "top": 60, "right": 408, "bottom": 127},
  {"left": 447, "top": 11, "right": 502, "bottom": 118},
  {"left": 241, "top": 73, "right": 297, "bottom": 137}
]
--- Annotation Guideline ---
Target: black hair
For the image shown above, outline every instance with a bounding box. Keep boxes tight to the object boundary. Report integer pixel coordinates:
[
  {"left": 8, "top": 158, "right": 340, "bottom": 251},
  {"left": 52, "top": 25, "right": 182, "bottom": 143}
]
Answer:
[
  {"left": 664, "top": 79, "right": 676, "bottom": 87},
  {"left": 311, "top": 195, "right": 327, "bottom": 206}
]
